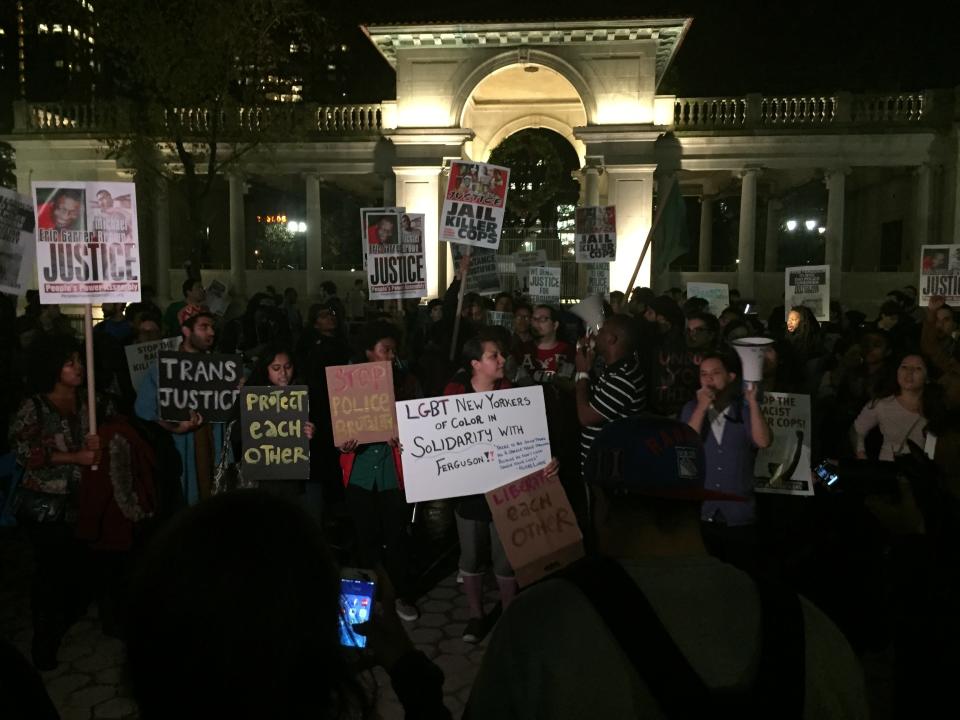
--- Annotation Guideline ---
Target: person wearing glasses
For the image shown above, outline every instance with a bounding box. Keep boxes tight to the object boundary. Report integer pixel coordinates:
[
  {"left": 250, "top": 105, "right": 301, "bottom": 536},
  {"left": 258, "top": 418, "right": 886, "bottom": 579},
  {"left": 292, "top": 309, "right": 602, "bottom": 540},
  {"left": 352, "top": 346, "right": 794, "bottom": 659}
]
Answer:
[{"left": 520, "top": 304, "right": 575, "bottom": 382}]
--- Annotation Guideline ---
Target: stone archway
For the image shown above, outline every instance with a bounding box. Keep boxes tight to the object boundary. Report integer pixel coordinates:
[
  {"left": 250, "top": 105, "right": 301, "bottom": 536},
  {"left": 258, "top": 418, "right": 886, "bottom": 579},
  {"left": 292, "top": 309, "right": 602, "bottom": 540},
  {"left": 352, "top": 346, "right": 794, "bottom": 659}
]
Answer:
[{"left": 459, "top": 62, "right": 588, "bottom": 166}]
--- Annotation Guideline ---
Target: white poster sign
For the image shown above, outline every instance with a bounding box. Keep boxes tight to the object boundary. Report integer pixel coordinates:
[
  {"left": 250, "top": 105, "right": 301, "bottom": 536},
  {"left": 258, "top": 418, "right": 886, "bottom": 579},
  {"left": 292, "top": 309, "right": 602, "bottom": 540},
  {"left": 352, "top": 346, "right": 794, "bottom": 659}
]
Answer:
[
  {"left": 367, "top": 212, "right": 427, "bottom": 300},
  {"left": 784, "top": 265, "right": 830, "bottom": 322},
  {"left": 686, "top": 282, "right": 730, "bottom": 317},
  {"left": 126, "top": 336, "right": 182, "bottom": 393},
  {"left": 919, "top": 245, "right": 960, "bottom": 304},
  {"left": 440, "top": 161, "right": 510, "bottom": 250},
  {"left": 397, "top": 386, "right": 552, "bottom": 502},
  {"left": 586, "top": 263, "right": 610, "bottom": 298},
  {"left": 0, "top": 186, "right": 36, "bottom": 296},
  {"left": 526, "top": 266, "right": 562, "bottom": 304},
  {"left": 754, "top": 392, "right": 814, "bottom": 496},
  {"left": 574, "top": 206, "right": 617, "bottom": 262},
  {"left": 32, "top": 181, "right": 141, "bottom": 304}
]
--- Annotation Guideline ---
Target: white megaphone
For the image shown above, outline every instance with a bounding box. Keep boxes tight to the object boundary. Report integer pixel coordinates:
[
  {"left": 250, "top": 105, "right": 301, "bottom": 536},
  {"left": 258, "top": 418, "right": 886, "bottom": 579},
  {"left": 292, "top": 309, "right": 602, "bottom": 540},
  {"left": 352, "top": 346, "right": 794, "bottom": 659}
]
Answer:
[
  {"left": 570, "top": 295, "right": 606, "bottom": 337},
  {"left": 731, "top": 337, "right": 774, "bottom": 383}
]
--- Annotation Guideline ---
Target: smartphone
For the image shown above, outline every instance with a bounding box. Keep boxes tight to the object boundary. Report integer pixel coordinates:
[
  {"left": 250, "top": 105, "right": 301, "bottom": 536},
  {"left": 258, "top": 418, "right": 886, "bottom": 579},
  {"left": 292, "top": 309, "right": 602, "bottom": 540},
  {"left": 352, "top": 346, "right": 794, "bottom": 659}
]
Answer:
[
  {"left": 338, "top": 568, "right": 377, "bottom": 649},
  {"left": 814, "top": 459, "right": 840, "bottom": 487}
]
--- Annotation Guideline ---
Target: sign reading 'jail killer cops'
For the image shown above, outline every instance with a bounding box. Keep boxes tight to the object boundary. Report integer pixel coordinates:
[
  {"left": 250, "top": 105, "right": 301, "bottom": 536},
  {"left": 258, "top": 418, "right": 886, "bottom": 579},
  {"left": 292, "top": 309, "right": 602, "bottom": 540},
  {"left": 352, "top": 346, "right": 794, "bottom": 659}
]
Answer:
[
  {"left": 157, "top": 351, "right": 242, "bottom": 422},
  {"left": 486, "top": 469, "right": 585, "bottom": 587},
  {"left": 396, "top": 385, "right": 552, "bottom": 503},
  {"left": 325, "top": 361, "right": 397, "bottom": 446},
  {"left": 240, "top": 386, "right": 311, "bottom": 482}
]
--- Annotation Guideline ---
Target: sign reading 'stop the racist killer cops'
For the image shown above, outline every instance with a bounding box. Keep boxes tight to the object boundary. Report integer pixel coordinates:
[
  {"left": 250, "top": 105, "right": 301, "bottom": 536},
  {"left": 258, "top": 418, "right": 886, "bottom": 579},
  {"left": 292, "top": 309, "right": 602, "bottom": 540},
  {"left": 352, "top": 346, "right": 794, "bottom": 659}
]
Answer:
[
  {"left": 240, "top": 386, "right": 311, "bottom": 481},
  {"left": 157, "top": 352, "right": 242, "bottom": 422},
  {"left": 440, "top": 161, "right": 510, "bottom": 250}
]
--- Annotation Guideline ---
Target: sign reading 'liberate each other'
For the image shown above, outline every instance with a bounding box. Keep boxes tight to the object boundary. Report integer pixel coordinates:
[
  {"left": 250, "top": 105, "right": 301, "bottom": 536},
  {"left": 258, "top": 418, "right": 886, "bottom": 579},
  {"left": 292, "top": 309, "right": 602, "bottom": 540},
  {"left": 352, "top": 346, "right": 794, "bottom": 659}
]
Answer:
[
  {"left": 325, "top": 361, "right": 397, "bottom": 446},
  {"left": 157, "top": 351, "right": 242, "bottom": 422},
  {"left": 240, "top": 386, "right": 311, "bottom": 481}
]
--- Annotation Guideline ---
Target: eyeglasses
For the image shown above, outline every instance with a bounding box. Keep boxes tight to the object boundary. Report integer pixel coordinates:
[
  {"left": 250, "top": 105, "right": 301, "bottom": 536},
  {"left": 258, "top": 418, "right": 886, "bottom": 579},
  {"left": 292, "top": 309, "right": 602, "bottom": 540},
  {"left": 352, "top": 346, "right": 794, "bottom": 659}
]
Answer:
[
  {"left": 532, "top": 315, "right": 552, "bottom": 323},
  {"left": 687, "top": 327, "right": 709, "bottom": 334}
]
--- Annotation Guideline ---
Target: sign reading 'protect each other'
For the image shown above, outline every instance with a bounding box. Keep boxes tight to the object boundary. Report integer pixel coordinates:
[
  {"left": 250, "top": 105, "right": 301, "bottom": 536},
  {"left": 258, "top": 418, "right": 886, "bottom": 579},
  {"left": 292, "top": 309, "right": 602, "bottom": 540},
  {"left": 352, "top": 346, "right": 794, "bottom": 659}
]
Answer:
[
  {"left": 240, "top": 386, "right": 310, "bottom": 481},
  {"left": 325, "top": 361, "right": 397, "bottom": 446}
]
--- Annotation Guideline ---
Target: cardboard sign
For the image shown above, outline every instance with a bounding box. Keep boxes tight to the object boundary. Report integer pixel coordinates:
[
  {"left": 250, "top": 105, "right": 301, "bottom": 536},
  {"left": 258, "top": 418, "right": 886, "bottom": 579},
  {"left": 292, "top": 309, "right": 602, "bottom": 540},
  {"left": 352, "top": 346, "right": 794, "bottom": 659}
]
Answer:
[
  {"left": 32, "top": 181, "right": 141, "bottom": 304},
  {"left": 784, "top": 265, "right": 830, "bottom": 322},
  {"left": 440, "top": 161, "right": 510, "bottom": 250},
  {"left": 526, "top": 266, "right": 561, "bottom": 304},
  {"left": 586, "top": 263, "right": 610, "bottom": 298},
  {"left": 919, "top": 245, "right": 960, "bottom": 304},
  {"left": 486, "top": 310, "right": 514, "bottom": 329},
  {"left": 126, "top": 336, "right": 181, "bottom": 393},
  {"left": 325, "top": 361, "right": 397, "bottom": 446},
  {"left": 574, "top": 206, "right": 617, "bottom": 262},
  {"left": 686, "top": 282, "right": 730, "bottom": 317},
  {"left": 754, "top": 392, "right": 814, "bottom": 496},
  {"left": 487, "top": 469, "right": 585, "bottom": 586},
  {"left": 367, "top": 212, "right": 427, "bottom": 301},
  {"left": 451, "top": 243, "right": 500, "bottom": 295},
  {"left": 0, "top": 186, "right": 36, "bottom": 296},
  {"left": 157, "top": 351, "right": 242, "bottom": 422},
  {"left": 397, "top": 385, "right": 552, "bottom": 503},
  {"left": 240, "top": 386, "right": 311, "bottom": 481}
]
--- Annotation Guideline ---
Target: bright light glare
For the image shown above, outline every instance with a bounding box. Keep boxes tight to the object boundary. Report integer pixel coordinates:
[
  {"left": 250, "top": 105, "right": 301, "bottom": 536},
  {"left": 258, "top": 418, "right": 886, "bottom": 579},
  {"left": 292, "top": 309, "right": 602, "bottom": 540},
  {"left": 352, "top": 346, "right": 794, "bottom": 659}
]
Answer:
[{"left": 785, "top": 220, "right": 798, "bottom": 232}]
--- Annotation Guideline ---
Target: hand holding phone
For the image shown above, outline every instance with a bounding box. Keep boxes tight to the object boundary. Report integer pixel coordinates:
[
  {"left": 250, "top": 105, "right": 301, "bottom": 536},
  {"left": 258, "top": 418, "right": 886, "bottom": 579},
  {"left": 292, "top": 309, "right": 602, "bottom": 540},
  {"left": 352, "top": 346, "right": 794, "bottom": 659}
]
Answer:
[{"left": 338, "top": 568, "right": 377, "bottom": 649}]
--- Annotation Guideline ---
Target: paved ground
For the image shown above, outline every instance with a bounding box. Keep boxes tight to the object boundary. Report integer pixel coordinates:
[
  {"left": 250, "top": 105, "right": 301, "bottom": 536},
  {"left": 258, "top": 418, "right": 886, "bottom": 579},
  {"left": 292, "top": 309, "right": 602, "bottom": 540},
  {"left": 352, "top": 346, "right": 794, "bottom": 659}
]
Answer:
[{"left": 0, "top": 529, "right": 489, "bottom": 719}]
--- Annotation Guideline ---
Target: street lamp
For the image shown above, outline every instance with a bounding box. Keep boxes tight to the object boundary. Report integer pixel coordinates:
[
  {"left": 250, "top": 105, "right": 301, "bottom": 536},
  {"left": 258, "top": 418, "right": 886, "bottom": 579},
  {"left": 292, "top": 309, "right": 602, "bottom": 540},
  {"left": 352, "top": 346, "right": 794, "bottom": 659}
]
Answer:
[
  {"left": 804, "top": 219, "right": 817, "bottom": 231},
  {"left": 785, "top": 219, "right": 798, "bottom": 232}
]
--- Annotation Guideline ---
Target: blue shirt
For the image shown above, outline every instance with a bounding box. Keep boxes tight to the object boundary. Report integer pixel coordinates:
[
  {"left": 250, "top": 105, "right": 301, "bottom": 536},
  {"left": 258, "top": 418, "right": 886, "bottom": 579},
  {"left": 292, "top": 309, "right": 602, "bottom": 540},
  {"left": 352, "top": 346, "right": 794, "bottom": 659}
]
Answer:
[{"left": 681, "top": 397, "right": 758, "bottom": 526}]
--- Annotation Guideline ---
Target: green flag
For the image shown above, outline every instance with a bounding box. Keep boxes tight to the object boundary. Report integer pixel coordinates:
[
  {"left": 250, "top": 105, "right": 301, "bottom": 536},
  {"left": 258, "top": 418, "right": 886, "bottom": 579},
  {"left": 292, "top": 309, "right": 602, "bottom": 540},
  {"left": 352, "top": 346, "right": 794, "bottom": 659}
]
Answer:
[{"left": 652, "top": 179, "right": 690, "bottom": 276}]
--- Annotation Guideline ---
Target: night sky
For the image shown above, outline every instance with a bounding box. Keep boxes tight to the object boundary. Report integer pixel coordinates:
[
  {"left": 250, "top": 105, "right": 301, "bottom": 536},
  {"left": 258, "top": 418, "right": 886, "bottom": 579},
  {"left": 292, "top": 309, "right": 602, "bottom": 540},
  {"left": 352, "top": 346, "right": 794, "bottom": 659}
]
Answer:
[{"left": 345, "top": 1, "right": 957, "bottom": 98}]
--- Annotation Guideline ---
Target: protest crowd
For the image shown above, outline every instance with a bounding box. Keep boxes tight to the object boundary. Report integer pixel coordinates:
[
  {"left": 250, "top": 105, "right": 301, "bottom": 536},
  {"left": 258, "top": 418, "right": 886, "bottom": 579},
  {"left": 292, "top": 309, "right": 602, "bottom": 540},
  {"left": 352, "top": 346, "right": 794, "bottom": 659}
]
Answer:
[{"left": 2, "top": 182, "right": 960, "bottom": 720}]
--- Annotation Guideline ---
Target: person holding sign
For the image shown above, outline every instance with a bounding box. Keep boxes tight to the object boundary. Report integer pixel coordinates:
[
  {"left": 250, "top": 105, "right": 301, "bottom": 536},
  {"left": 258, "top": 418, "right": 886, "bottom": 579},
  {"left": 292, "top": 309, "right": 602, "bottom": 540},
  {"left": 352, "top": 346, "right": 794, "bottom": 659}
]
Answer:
[
  {"left": 240, "top": 344, "right": 315, "bottom": 501},
  {"left": 10, "top": 334, "right": 103, "bottom": 670},
  {"left": 337, "top": 321, "right": 422, "bottom": 622},
  {"left": 681, "top": 352, "right": 772, "bottom": 573},
  {"left": 135, "top": 309, "right": 231, "bottom": 505}
]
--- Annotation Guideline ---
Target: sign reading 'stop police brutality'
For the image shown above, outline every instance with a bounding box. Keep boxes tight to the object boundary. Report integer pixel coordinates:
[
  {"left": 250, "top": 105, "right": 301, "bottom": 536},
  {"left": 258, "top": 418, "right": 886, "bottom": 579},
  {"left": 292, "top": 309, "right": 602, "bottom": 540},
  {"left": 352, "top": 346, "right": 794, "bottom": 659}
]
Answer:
[
  {"left": 157, "top": 351, "right": 242, "bottom": 422},
  {"left": 32, "top": 181, "right": 141, "bottom": 304},
  {"left": 574, "top": 206, "right": 617, "bottom": 263},
  {"left": 440, "top": 161, "right": 510, "bottom": 250},
  {"left": 240, "top": 386, "right": 311, "bottom": 482}
]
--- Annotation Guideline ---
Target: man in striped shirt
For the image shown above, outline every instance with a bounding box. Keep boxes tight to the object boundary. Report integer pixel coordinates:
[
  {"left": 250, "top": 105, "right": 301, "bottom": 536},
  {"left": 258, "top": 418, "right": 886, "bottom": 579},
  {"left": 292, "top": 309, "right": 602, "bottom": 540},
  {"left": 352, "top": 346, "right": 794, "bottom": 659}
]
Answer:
[{"left": 575, "top": 314, "right": 647, "bottom": 471}]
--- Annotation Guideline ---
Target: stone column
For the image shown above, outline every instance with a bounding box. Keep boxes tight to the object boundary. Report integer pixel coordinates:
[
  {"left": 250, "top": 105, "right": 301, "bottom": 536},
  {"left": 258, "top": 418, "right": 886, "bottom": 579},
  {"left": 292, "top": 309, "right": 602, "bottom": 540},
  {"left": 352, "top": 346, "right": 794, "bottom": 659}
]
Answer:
[
  {"left": 394, "top": 166, "right": 442, "bottom": 298},
  {"left": 305, "top": 173, "right": 323, "bottom": 297},
  {"left": 737, "top": 168, "right": 760, "bottom": 297},
  {"left": 698, "top": 195, "right": 714, "bottom": 272},
  {"left": 825, "top": 168, "right": 847, "bottom": 297},
  {"left": 605, "top": 164, "right": 656, "bottom": 292},
  {"left": 584, "top": 162, "right": 601, "bottom": 207},
  {"left": 913, "top": 164, "right": 931, "bottom": 271},
  {"left": 228, "top": 172, "right": 247, "bottom": 298},
  {"left": 382, "top": 173, "right": 396, "bottom": 207},
  {"left": 155, "top": 178, "right": 171, "bottom": 302},
  {"left": 764, "top": 198, "right": 782, "bottom": 272}
]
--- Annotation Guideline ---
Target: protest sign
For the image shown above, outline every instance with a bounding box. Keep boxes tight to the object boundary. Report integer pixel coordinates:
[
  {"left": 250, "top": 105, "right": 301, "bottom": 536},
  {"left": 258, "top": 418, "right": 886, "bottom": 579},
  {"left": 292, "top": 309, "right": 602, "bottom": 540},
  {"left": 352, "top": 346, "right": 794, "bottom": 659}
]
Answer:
[
  {"left": 754, "top": 392, "right": 814, "bottom": 496},
  {"left": 205, "top": 279, "right": 228, "bottom": 315},
  {"left": 486, "top": 469, "right": 585, "bottom": 586},
  {"left": 157, "top": 351, "right": 242, "bottom": 422},
  {"left": 486, "top": 310, "right": 514, "bottom": 329},
  {"left": 527, "top": 266, "right": 562, "bottom": 304},
  {"left": 240, "top": 386, "right": 311, "bottom": 482},
  {"left": 586, "top": 263, "right": 610, "bottom": 298},
  {"left": 451, "top": 243, "right": 500, "bottom": 295},
  {"left": 32, "top": 181, "right": 141, "bottom": 304},
  {"left": 440, "top": 161, "right": 510, "bottom": 250},
  {"left": 125, "top": 336, "right": 181, "bottom": 392},
  {"left": 574, "top": 206, "right": 617, "bottom": 263},
  {"left": 919, "top": 245, "right": 960, "bottom": 304},
  {"left": 360, "top": 206, "right": 404, "bottom": 268},
  {"left": 325, "top": 361, "right": 396, "bottom": 446},
  {"left": 784, "top": 266, "right": 830, "bottom": 322},
  {"left": 397, "top": 385, "right": 552, "bottom": 503},
  {"left": 0, "top": 186, "right": 36, "bottom": 296},
  {"left": 686, "top": 282, "right": 730, "bottom": 317},
  {"left": 367, "top": 212, "right": 427, "bottom": 301},
  {"left": 512, "top": 249, "right": 547, "bottom": 272}
]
